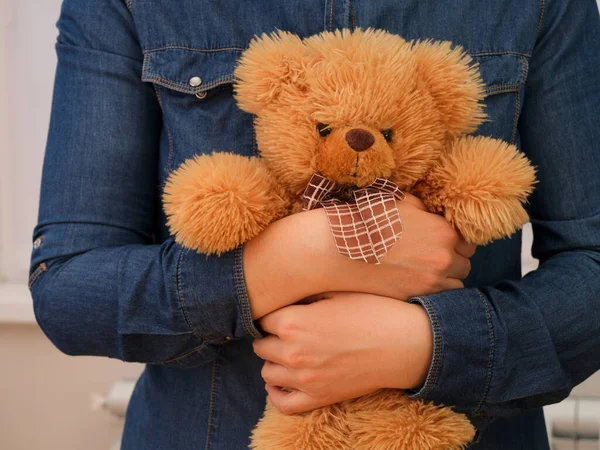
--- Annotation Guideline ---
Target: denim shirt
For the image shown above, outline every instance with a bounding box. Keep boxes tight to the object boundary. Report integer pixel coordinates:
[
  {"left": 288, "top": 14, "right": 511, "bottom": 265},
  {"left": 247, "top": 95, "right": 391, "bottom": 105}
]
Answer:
[{"left": 30, "top": 1, "right": 600, "bottom": 449}]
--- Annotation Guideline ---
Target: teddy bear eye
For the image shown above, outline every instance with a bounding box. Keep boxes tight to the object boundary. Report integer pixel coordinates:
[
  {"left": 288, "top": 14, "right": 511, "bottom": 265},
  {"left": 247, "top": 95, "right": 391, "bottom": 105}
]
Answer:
[
  {"left": 381, "top": 129, "right": 393, "bottom": 142},
  {"left": 317, "top": 123, "right": 332, "bottom": 137}
]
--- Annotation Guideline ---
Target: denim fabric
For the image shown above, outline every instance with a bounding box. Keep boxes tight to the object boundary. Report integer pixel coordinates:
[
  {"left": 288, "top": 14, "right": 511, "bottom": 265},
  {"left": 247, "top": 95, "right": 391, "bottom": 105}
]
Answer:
[{"left": 30, "top": 0, "right": 600, "bottom": 449}]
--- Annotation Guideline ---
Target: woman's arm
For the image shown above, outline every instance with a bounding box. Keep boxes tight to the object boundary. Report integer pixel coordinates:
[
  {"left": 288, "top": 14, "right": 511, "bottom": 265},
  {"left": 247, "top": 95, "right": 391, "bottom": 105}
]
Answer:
[
  {"left": 405, "top": 0, "right": 600, "bottom": 428},
  {"left": 244, "top": 193, "right": 474, "bottom": 320},
  {"left": 253, "top": 293, "right": 434, "bottom": 414},
  {"left": 32, "top": 0, "right": 475, "bottom": 368},
  {"left": 30, "top": 0, "right": 263, "bottom": 367}
]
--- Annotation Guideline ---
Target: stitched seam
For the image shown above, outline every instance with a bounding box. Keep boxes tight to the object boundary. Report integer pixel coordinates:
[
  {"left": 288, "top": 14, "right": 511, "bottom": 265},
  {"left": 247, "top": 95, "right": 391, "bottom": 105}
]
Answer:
[
  {"left": 234, "top": 246, "right": 261, "bottom": 338},
  {"left": 410, "top": 296, "right": 443, "bottom": 398},
  {"left": 144, "top": 45, "right": 245, "bottom": 54},
  {"left": 204, "top": 360, "right": 219, "bottom": 450},
  {"left": 330, "top": 0, "right": 334, "bottom": 31},
  {"left": 345, "top": 0, "right": 351, "bottom": 29},
  {"left": 34, "top": 220, "right": 151, "bottom": 240},
  {"left": 142, "top": 74, "right": 235, "bottom": 94},
  {"left": 160, "top": 343, "right": 208, "bottom": 365},
  {"left": 520, "top": 55, "right": 530, "bottom": 82},
  {"left": 56, "top": 42, "right": 143, "bottom": 64},
  {"left": 141, "top": 52, "right": 150, "bottom": 77},
  {"left": 508, "top": 55, "right": 530, "bottom": 144},
  {"left": 153, "top": 86, "right": 175, "bottom": 173},
  {"left": 536, "top": 0, "right": 546, "bottom": 42},
  {"left": 28, "top": 262, "right": 47, "bottom": 289},
  {"left": 483, "top": 83, "right": 522, "bottom": 96},
  {"left": 252, "top": 123, "right": 259, "bottom": 157},
  {"left": 153, "top": 83, "right": 163, "bottom": 110},
  {"left": 510, "top": 89, "right": 521, "bottom": 144},
  {"left": 352, "top": 10, "right": 356, "bottom": 29},
  {"left": 176, "top": 247, "right": 203, "bottom": 339},
  {"left": 469, "top": 50, "right": 532, "bottom": 58},
  {"left": 474, "top": 290, "right": 495, "bottom": 415},
  {"left": 234, "top": 246, "right": 262, "bottom": 339}
]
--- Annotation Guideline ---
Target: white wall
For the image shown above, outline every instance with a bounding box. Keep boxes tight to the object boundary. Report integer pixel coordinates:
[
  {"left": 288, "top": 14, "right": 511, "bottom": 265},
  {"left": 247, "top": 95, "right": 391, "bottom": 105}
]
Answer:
[
  {"left": 1, "top": 0, "right": 62, "bottom": 283},
  {"left": 1, "top": 3, "right": 143, "bottom": 450},
  {"left": 0, "top": 324, "right": 143, "bottom": 450}
]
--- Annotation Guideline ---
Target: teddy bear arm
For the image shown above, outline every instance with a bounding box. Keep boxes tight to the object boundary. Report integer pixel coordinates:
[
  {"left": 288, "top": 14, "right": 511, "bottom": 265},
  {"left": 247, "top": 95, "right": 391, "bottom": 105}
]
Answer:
[
  {"left": 414, "top": 136, "right": 536, "bottom": 245},
  {"left": 163, "top": 152, "right": 290, "bottom": 255}
]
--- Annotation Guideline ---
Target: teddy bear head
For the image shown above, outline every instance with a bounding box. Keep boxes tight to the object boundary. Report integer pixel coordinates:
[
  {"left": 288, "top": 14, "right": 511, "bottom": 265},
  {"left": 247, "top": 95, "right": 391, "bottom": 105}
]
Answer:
[{"left": 234, "top": 28, "right": 486, "bottom": 195}]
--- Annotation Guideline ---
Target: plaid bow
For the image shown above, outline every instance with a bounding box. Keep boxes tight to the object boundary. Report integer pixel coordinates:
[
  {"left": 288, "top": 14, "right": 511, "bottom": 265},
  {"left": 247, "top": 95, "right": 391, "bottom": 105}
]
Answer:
[{"left": 302, "top": 173, "right": 405, "bottom": 264}]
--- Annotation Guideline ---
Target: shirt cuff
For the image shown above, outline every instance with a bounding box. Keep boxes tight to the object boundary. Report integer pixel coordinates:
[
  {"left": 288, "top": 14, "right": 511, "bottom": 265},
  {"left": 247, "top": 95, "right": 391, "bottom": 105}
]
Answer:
[
  {"left": 176, "top": 243, "right": 263, "bottom": 343},
  {"left": 407, "top": 288, "right": 497, "bottom": 429}
]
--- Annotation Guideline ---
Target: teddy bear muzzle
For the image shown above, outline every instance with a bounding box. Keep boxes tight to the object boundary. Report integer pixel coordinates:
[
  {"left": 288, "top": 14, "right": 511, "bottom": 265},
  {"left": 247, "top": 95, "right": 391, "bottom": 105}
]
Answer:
[
  {"left": 345, "top": 128, "right": 375, "bottom": 152},
  {"left": 314, "top": 125, "right": 397, "bottom": 187}
]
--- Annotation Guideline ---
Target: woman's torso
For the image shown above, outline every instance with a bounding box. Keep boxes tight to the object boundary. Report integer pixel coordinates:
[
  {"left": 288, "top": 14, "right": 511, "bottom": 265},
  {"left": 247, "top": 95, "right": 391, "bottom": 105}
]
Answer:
[{"left": 123, "top": 1, "right": 548, "bottom": 448}]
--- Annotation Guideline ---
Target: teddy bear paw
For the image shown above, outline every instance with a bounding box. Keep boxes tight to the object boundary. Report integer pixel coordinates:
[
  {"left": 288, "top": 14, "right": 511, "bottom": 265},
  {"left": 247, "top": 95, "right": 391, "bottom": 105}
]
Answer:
[{"left": 163, "top": 152, "right": 288, "bottom": 255}]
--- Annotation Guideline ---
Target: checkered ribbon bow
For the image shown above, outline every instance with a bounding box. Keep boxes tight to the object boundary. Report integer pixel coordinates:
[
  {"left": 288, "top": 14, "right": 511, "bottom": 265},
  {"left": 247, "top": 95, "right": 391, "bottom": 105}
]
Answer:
[{"left": 302, "top": 173, "right": 405, "bottom": 264}]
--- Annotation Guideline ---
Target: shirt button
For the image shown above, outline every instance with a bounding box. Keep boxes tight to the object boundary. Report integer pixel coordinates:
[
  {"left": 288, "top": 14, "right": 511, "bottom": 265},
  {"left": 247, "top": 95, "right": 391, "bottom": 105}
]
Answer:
[
  {"left": 195, "top": 91, "right": 207, "bottom": 99},
  {"left": 225, "top": 336, "right": 232, "bottom": 341},
  {"left": 189, "top": 76, "right": 202, "bottom": 87},
  {"left": 33, "top": 237, "right": 42, "bottom": 249}
]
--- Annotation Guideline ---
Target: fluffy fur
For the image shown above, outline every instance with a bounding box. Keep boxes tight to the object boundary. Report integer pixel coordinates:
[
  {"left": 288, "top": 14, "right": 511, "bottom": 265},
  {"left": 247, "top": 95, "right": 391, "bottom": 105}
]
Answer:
[
  {"left": 251, "top": 391, "right": 476, "bottom": 450},
  {"left": 163, "top": 28, "right": 537, "bottom": 449},
  {"left": 414, "top": 136, "right": 536, "bottom": 244},
  {"left": 163, "top": 152, "right": 288, "bottom": 254}
]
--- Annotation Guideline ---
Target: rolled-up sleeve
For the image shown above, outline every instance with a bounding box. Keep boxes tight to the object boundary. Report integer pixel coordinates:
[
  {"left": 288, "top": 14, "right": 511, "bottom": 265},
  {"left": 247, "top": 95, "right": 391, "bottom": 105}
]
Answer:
[
  {"left": 407, "top": 0, "right": 600, "bottom": 430},
  {"left": 29, "top": 0, "right": 260, "bottom": 369}
]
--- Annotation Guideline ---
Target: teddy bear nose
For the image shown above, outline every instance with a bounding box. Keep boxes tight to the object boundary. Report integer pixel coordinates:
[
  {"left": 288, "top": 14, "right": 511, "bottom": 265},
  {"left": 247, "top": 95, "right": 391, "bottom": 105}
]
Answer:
[{"left": 345, "top": 129, "right": 375, "bottom": 152}]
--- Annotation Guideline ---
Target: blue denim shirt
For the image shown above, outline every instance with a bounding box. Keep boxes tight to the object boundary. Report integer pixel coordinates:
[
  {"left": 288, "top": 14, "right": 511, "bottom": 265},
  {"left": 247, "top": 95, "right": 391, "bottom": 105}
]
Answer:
[{"left": 30, "top": 1, "right": 600, "bottom": 449}]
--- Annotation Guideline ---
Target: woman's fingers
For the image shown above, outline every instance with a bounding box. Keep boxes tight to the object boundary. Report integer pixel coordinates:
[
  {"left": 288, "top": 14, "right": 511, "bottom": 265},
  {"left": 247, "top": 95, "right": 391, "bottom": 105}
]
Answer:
[
  {"left": 258, "top": 304, "right": 304, "bottom": 336},
  {"left": 441, "top": 277, "right": 465, "bottom": 291},
  {"left": 455, "top": 235, "right": 477, "bottom": 258},
  {"left": 261, "top": 361, "right": 298, "bottom": 389},
  {"left": 266, "top": 384, "right": 322, "bottom": 415},
  {"left": 253, "top": 335, "right": 288, "bottom": 366},
  {"left": 446, "top": 253, "right": 472, "bottom": 280}
]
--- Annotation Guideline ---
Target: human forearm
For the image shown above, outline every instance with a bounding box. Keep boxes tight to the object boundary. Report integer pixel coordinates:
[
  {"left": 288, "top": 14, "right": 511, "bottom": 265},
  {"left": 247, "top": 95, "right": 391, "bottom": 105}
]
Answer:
[
  {"left": 244, "top": 194, "right": 474, "bottom": 320},
  {"left": 243, "top": 208, "right": 337, "bottom": 319},
  {"left": 253, "top": 292, "right": 434, "bottom": 414},
  {"left": 408, "top": 247, "right": 600, "bottom": 426},
  {"left": 30, "top": 230, "right": 259, "bottom": 366}
]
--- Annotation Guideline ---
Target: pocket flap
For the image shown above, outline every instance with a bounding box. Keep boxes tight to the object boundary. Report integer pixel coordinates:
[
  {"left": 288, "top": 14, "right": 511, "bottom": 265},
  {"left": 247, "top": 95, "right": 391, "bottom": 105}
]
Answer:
[
  {"left": 142, "top": 48, "right": 242, "bottom": 94},
  {"left": 472, "top": 53, "right": 528, "bottom": 96}
]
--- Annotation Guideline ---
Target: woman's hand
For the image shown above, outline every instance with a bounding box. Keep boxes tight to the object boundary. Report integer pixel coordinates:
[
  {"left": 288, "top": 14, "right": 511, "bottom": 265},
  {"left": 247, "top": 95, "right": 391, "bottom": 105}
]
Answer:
[
  {"left": 253, "top": 292, "right": 433, "bottom": 414},
  {"left": 244, "top": 193, "right": 476, "bottom": 320},
  {"left": 331, "top": 193, "right": 477, "bottom": 300}
]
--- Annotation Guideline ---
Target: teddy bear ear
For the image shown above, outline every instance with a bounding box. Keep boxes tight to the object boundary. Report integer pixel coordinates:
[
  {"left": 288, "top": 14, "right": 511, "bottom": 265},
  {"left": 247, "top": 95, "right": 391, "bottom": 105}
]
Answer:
[
  {"left": 413, "top": 40, "right": 486, "bottom": 137},
  {"left": 234, "top": 30, "right": 310, "bottom": 114}
]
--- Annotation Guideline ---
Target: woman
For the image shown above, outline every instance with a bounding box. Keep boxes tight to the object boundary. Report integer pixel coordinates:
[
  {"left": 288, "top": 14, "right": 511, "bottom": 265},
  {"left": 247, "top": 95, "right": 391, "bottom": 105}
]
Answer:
[{"left": 30, "top": 0, "right": 600, "bottom": 449}]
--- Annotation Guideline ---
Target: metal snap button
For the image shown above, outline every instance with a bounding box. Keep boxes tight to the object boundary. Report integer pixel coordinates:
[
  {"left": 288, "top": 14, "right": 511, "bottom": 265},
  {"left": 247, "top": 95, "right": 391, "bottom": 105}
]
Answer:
[
  {"left": 33, "top": 237, "right": 42, "bottom": 249},
  {"left": 195, "top": 91, "right": 207, "bottom": 99},
  {"left": 189, "top": 76, "right": 202, "bottom": 87},
  {"left": 225, "top": 336, "right": 232, "bottom": 341}
]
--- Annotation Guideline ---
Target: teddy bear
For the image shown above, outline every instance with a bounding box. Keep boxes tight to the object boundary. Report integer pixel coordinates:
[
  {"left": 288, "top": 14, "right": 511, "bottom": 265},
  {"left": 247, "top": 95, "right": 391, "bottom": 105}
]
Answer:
[{"left": 163, "top": 28, "right": 536, "bottom": 450}]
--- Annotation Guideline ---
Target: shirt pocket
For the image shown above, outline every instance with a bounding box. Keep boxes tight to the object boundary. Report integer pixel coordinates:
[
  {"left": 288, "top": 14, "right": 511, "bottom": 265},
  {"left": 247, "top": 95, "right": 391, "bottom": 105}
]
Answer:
[
  {"left": 141, "top": 48, "right": 256, "bottom": 173},
  {"left": 471, "top": 53, "right": 529, "bottom": 144}
]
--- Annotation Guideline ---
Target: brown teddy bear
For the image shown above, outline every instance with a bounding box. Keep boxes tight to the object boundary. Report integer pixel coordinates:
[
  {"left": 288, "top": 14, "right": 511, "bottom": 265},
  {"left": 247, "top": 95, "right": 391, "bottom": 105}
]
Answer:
[{"left": 163, "top": 29, "right": 536, "bottom": 450}]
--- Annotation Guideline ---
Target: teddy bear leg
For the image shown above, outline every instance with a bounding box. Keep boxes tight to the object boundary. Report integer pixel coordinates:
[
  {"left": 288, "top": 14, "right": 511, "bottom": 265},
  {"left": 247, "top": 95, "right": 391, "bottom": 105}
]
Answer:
[
  {"left": 414, "top": 136, "right": 536, "bottom": 245},
  {"left": 346, "top": 389, "right": 475, "bottom": 450},
  {"left": 163, "top": 152, "right": 289, "bottom": 255},
  {"left": 250, "top": 400, "right": 351, "bottom": 450}
]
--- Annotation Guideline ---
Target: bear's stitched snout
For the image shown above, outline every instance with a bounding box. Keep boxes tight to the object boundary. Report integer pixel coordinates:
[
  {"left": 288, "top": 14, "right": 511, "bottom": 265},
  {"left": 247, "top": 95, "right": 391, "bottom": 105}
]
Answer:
[{"left": 345, "top": 129, "right": 374, "bottom": 152}]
